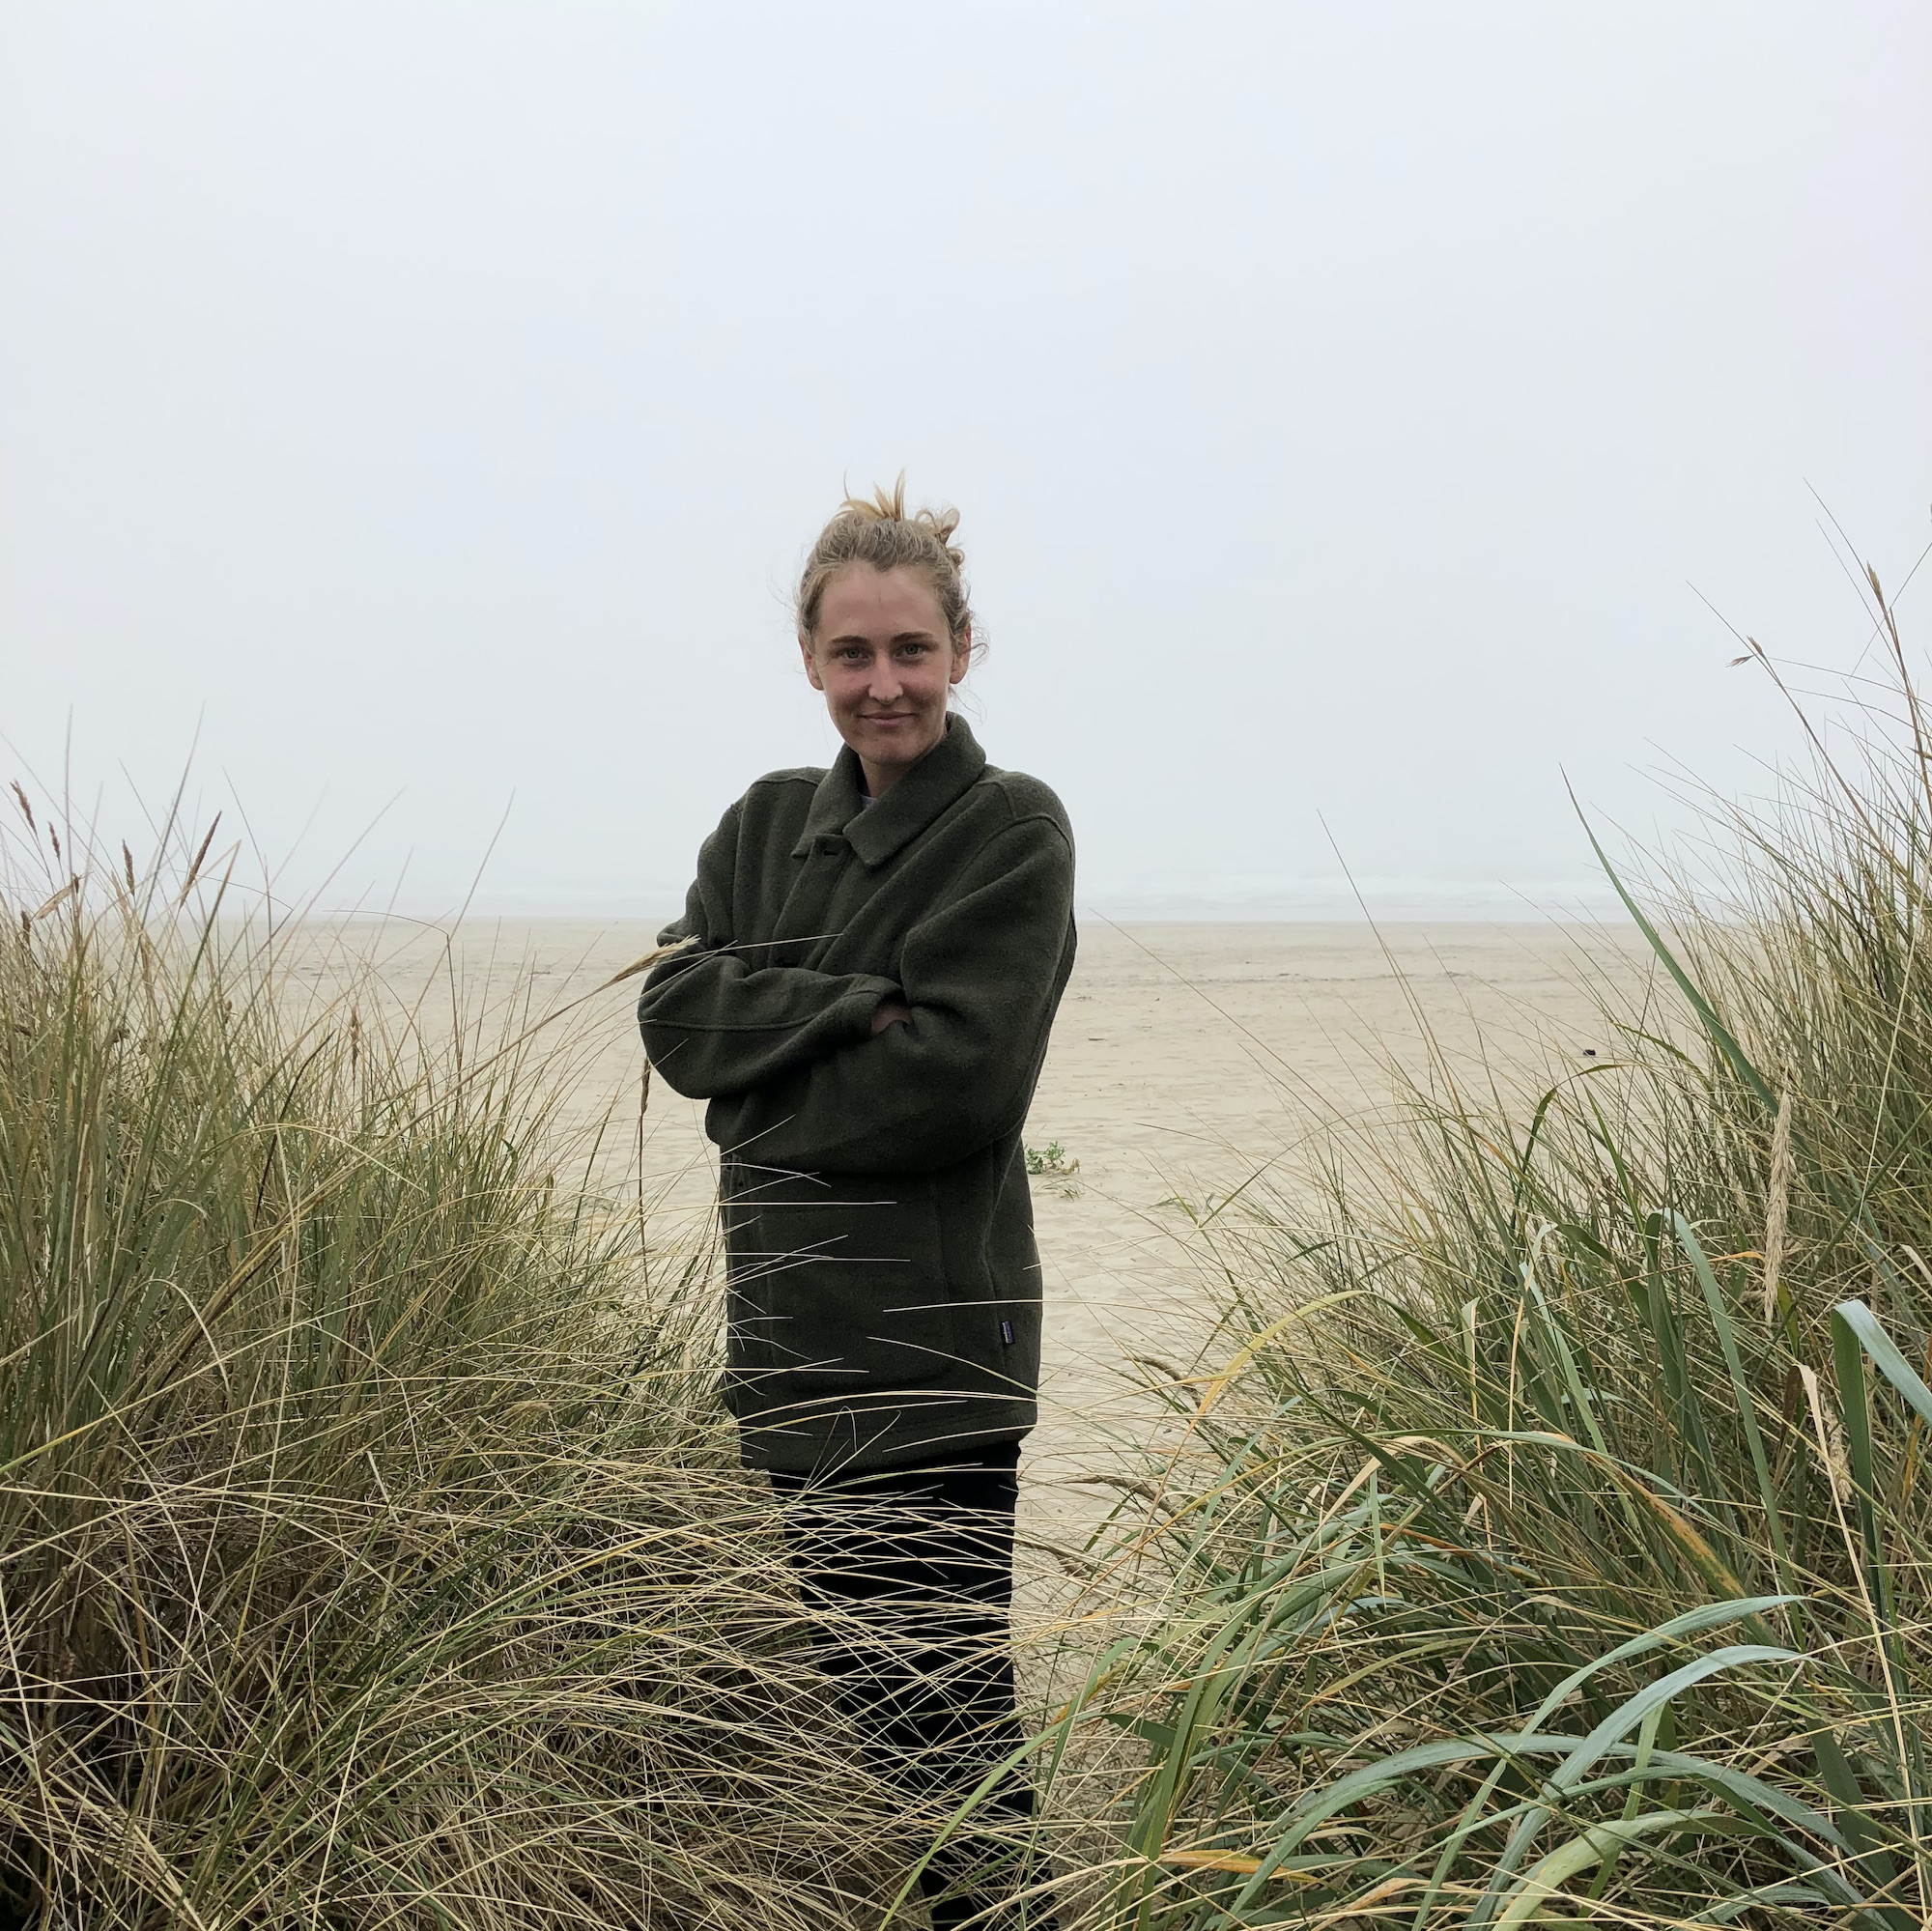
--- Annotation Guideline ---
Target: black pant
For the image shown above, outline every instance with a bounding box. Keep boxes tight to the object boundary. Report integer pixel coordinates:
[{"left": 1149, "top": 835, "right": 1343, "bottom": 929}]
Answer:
[{"left": 768, "top": 1445, "right": 1055, "bottom": 1929}]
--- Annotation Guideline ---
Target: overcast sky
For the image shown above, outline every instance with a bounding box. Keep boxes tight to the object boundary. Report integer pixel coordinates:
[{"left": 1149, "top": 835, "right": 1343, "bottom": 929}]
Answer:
[{"left": 3, "top": 2, "right": 1928, "bottom": 920}]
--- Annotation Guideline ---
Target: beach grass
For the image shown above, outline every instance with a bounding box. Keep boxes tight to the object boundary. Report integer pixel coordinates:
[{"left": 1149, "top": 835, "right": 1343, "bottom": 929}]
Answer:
[
  {"left": 12, "top": 562, "right": 1932, "bottom": 1929},
  {"left": 1060, "top": 567, "right": 1932, "bottom": 1926},
  {"left": 0, "top": 804, "right": 909, "bottom": 1927}
]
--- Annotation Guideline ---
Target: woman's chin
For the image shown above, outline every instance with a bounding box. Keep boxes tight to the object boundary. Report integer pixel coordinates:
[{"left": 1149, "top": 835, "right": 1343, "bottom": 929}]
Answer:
[{"left": 855, "top": 724, "right": 937, "bottom": 768}]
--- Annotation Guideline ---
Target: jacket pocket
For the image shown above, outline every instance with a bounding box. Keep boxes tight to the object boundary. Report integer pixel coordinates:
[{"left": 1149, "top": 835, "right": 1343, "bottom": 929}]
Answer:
[{"left": 722, "top": 1168, "right": 957, "bottom": 1395}]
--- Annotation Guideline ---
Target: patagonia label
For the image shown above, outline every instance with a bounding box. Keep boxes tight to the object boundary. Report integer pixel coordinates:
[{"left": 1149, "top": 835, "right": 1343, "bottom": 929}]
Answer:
[{"left": 999, "top": 1319, "right": 1016, "bottom": 1347}]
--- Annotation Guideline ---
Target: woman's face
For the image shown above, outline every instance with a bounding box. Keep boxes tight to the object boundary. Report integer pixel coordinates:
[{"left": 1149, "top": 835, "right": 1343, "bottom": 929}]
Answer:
[{"left": 801, "top": 564, "right": 970, "bottom": 793}]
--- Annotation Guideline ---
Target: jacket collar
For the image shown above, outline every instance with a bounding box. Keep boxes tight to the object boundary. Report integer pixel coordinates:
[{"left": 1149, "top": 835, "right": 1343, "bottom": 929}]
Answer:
[{"left": 791, "top": 714, "right": 988, "bottom": 866}]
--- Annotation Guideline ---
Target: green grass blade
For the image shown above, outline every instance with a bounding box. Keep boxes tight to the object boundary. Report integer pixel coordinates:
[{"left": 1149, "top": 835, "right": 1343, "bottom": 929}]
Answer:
[
  {"left": 1834, "top": 1297, "right": 1932, "bottom": 1430},
  {"left": 1493, "top": 1807, "right": 1746, "bottom": 1931},
  {"left": 1671, "top": 1212, "right": 1795, "bottom": 1594}
]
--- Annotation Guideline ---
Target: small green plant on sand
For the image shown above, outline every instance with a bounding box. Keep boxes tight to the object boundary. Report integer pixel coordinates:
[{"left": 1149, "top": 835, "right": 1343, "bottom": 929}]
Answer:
[{"left": 1027, "top": 1139, "right": 1082, "bottom": 1195}]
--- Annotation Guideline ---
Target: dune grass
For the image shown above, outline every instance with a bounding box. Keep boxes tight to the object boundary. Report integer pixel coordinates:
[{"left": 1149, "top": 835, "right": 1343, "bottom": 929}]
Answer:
[
  {"left": 0, "top": 805, "right": 910, "bottom": 1928},
  {"left": 1060, "top": 568, "right": 1932, "bottom": 1926},
  {"left": 14, "top": 562, "right": 1932, "bottom": 1930}
]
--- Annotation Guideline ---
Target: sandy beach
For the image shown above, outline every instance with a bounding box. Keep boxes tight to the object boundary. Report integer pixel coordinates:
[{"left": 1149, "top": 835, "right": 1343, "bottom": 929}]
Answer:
[{"left": 285, "top": 915, "right": 1656, "bottom": 1511}]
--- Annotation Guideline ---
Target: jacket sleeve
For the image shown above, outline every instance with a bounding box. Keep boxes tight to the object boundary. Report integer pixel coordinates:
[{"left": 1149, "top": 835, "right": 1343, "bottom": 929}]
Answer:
[
  {"left": 638, "top": 800, "right": 901, "bottom": 1099},
  {"left": 704, "top": 815, "right": 1075, "bottom": 1174}
]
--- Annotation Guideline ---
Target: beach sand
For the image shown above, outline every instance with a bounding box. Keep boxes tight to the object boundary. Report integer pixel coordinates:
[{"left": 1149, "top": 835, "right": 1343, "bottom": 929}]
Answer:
[{"left": 286, "top": 916, "right": 1658, "bottom": 1525}]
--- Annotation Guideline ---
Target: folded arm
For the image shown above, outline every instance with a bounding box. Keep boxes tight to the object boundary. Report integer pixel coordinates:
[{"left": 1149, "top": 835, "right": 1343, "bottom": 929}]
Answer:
[
  {"left": 638, "top": 800, "right": 899, "bottom": 1097},
  {"left": 705, "top": 818, "right": 1075, "bottom": 1174},
  {"left": 638, "top": 945, "right": 901, "bottom": 1098}
]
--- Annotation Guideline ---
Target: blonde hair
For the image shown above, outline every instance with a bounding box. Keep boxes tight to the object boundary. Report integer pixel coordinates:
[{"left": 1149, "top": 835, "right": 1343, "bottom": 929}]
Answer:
[{"left": 795, "top": 475, "right": 978, "bottom": 656}]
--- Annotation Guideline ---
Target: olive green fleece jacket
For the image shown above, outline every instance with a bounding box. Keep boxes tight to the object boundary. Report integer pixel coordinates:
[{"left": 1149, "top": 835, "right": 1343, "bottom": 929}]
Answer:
[{"left": 637, "top": 716, "right": 1076, "bottom": 1474}]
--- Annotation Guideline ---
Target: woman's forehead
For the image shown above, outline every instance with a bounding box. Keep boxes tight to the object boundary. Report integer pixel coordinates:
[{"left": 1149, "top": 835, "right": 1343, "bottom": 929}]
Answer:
[{"left": 815, "top": 563, "right": 948, "bottom": 635}]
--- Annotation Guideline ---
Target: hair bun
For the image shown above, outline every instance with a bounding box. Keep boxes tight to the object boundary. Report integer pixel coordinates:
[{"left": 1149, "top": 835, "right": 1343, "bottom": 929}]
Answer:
[{"left": 838, "top": 472, "right": 961, "bottom": 553}]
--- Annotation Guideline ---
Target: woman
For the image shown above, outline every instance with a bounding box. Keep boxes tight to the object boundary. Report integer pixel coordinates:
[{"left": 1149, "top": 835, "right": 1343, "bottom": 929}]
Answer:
[{"left": 637, "top": 482, "right": 1073, "bottom": 1928}]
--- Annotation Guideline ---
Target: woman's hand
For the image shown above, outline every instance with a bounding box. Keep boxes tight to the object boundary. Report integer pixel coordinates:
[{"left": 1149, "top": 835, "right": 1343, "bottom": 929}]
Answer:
[{"left": 870, "top": 999, "right": 913, "bottom": 1036}]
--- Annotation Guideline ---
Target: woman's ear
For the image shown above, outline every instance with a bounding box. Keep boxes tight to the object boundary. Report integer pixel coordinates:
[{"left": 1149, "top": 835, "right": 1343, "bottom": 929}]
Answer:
[
  {"left": 799, "top": 634, "right": 826, "bottom": 692},
  {"left": 950, "top": 627, "right": 972, "bottom": 685}
]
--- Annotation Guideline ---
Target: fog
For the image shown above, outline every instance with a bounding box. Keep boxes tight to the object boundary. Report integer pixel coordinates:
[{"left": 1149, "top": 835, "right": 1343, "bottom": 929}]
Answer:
[{"left": 3, "top": 3, "right": 1928, "bottom": 919}]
